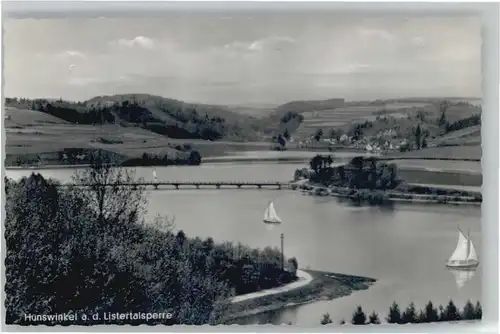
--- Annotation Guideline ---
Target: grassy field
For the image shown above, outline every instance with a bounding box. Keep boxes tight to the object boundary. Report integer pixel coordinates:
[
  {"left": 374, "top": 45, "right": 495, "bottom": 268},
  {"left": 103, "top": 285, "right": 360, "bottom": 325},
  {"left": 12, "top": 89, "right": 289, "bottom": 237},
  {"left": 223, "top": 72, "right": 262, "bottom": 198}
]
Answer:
[
  {"left": 386, "top": 145, "right": 482, "bottom": 160},
  {"left": 290, "top": 100, "right": 480, "bottom": 144},
  {"left": 4, "top": 107, "right": 274, "bottom": 166},
  {"left": 398, "top": 169, "right": 482, "bottom": 187},
  {"left": 292, "top": 102, "right": 434, "bottom": 140}
]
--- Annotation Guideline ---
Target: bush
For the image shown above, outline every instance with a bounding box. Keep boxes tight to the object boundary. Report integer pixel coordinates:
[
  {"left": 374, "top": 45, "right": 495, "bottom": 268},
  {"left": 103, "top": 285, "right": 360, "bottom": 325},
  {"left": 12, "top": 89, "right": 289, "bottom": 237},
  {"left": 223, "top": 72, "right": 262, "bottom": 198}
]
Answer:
[
  {"left": 368, "top": 311, "right": 381, "bottom": 324},
  {"left": 320, "top": 313, "right": 333, "bottom": 325}
]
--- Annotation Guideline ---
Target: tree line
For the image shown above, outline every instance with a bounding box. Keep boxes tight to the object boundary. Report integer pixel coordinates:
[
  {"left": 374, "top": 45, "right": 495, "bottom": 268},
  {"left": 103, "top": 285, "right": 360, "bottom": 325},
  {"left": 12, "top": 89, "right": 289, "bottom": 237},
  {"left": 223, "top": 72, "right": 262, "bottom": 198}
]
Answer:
[
  {"left": 321, "top": 299, "right": 482, "bottom": 325},
  {"left": 5, "top": 97, "right": 258, "bottom": 141},
  {"left": 121, "top": 151, "right": 202, "bottom": 167},
  {"left": 4, "top": 152, "right": 296, "bottom": 325},
  {"left": 299, "top": 155, "right": 400, "bottom": 190}
]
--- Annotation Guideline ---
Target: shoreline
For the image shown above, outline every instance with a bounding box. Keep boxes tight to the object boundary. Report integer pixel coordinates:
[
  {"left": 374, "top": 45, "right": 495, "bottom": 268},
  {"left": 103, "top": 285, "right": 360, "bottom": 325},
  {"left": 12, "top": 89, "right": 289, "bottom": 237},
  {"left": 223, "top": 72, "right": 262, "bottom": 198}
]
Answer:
[
  {"left": 230, "top": 269, "right": 313, "bottom": 304},
  {"left": 4, "top": 154, "right": 483, "bottom": 171},
  {"left": 291, "top": 181, "right": 482, "bottom": 206},
  {"left": 222, "top": 269, "right": 376, "bottom": 323}
]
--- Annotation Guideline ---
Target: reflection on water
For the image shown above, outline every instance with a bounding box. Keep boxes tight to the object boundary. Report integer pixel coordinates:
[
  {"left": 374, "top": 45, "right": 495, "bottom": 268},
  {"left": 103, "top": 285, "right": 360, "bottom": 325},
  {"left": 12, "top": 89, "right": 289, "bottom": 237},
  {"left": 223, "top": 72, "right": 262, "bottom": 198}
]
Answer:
[{"left": 449, "top": 269, "right": 477, "bottom": 289}]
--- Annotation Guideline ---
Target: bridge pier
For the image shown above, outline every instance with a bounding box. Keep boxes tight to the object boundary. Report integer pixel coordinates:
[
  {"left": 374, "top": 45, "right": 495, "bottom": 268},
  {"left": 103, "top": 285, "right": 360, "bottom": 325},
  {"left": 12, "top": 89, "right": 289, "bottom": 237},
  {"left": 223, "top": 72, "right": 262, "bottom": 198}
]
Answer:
[
  {"left": 173, "top": 184, "right": 179, "bottom": 190},
  {"left": 237, "top": 184, "right": 242, "bottom": 189},
  {"left": 258, "top": 185, "right": 262, "bottom": 189},
  {"left": 216, "top": 184, "right": 221, "bottom": 189},
  {"left": 196, "top": 184, "right": 200, "bottom": 189},
  {"left": 154, "top": 184, "right": 159, "bottom": 190},
  {"left": 277, "top": 184, "right": 282, "bottom": 189}
]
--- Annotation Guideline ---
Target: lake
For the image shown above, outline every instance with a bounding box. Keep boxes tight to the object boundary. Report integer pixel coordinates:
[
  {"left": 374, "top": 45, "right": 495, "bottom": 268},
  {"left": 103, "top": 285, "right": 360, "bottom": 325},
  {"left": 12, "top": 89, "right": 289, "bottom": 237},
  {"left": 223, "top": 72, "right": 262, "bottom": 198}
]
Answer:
[{"left": 5, "top": 160, "right": 482, "bottom": 325}]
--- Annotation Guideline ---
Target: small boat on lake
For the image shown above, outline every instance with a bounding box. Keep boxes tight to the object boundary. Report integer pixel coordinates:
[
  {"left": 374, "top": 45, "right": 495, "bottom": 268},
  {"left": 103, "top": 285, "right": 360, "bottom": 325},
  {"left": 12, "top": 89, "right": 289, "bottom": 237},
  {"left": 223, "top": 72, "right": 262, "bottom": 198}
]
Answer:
[
  {"left": 446, "top": 226, "right": 479, "bottom": 269},
  {"left": 263, "top": 201, "right": 282, "bottom": 224},
  {"left": 152, "top": 168, "right": 158, "bottom": 183}
]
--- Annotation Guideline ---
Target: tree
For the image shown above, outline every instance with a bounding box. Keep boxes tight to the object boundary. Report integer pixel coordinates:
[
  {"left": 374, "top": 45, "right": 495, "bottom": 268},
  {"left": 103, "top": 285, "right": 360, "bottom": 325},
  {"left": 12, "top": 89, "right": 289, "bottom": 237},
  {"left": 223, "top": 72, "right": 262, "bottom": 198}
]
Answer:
[
  {"left": 283, "top": 129, "right": 290, "bottom": 141},
  {"left": 386, "top": 301, "right": 402, "bottom": 324},
  {"left": 424, "top": 300, "right": 439, "bottom": 323},
  {"left": 320, "top": 313, "right": 333, "bottom": 325},
  {"left": 351, "top": 306, "right": 367, "bottom": 325},
  {"left": 437, "top": 304, "right": 445, "bottom": 321},
  {"left": 474, "top": 301, "right": 482, "bottom": 320},
  {"left": 462, "top": 300, "right": 476, "bottom": 320},
  {"left": 314, "top": 128, "right": 323, "bottom": 143},
  {"left": 368, "top": 311, "right": 381, "bottom": 324},
  {"left": 415, "top": 124, "right": 422, "bottom": 150},
  {"left": 188, "top": 150, "right": 202, "bottom": 165},
  {"left": 338, "top": 165, "right": 346, "bottom": 182},
  {"left": 70, "top": 150, "right": 147, "bottom": 226},
  {"left": 5, "top": 174, "right": 63, "bottom": 323},
  {"left": 325, "top": 155, "right": 333, "bottom": 168},
  {"left": 438, "top": 101, "right": 448, "bottom": 128},
  {"left": 442, "top": 300, "right": 460, "bottom": 321},
  {"left": 277, "top": 134, "right": 286, "bottom": 147},
  {"left": 417, "top": 309, "right": 426, "bottom": 323},
  {"left": 402, "top": 302, "right": 418, "bottom": 323},
  {"left": 309, "top": 155, "right": 323, "bottom": 174}
]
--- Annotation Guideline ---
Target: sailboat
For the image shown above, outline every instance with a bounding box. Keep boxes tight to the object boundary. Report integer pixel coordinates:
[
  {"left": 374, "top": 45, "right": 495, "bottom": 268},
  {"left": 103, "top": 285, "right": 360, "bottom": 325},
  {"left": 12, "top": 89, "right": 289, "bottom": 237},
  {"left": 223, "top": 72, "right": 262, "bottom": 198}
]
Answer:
[
  {"left": 446, "top": 227, "right": 479, "bottom": 269},
  {"left": 152, "top": 168, "right": 158, "bottom": 183},
  {"left": 263, "top": 201, "right": 282, "bottom": 224}
]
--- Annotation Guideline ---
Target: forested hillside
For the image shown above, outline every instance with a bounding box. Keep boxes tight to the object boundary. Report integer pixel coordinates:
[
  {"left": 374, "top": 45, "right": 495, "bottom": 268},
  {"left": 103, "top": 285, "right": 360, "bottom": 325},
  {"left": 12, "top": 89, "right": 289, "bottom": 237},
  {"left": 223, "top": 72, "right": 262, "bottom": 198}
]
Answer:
[{"left": 5, "top": 95, "right": 283, "bottom": 142}]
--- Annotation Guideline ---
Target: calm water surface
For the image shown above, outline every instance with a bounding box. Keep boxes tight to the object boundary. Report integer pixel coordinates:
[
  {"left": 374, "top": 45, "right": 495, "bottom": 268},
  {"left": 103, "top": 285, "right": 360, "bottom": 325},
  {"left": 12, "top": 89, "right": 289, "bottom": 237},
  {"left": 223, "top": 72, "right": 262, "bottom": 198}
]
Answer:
[{"left": 6, "top": 161, "right": 482, "bottom": 325}]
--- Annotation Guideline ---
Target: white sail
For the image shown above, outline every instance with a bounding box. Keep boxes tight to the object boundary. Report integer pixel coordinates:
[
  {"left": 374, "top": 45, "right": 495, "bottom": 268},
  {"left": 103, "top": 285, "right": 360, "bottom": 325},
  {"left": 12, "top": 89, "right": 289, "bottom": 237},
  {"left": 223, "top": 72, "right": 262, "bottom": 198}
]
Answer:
[
  {"left": 467, "top": 240, "right": 478, "bottom": 262},
  {"left": 449, "top": 269, "right": 475, "bottom": 289},
  {"left": 448, "top": 229, "right": 469, "bottom": 263},
  {"left": 152, "top": 168, "right": 158, "bottom": 182},
  {"left": 264, "top": 201, "right": 282, "bottom": 223}
]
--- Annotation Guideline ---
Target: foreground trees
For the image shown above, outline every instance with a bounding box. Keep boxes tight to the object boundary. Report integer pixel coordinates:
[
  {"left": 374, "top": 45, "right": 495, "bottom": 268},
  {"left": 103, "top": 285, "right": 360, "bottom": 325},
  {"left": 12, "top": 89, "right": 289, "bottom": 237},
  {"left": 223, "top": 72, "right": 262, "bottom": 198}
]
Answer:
[
  {"left": 5, "top": 152, "right": 293, "bottom": 325},
  {"left": 320, "top": 300, "right": 482, "bottom": 325}
]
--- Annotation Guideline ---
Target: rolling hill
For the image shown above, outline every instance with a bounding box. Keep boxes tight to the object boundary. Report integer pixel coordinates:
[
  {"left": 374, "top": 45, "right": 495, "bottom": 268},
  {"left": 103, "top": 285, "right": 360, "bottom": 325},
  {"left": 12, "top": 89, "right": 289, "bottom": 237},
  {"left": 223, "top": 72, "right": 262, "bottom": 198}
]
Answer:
[{"left": 6, "top": 94, "right": 282, "bottom": 142}]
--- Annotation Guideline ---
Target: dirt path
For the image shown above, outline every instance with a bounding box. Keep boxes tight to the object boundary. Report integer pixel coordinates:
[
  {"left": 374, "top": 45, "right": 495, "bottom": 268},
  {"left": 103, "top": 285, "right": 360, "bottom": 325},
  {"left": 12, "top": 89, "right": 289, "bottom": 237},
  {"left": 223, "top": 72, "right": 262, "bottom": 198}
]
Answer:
[{"left": 230, "top": 269, "right": 313, "bottom": 304}]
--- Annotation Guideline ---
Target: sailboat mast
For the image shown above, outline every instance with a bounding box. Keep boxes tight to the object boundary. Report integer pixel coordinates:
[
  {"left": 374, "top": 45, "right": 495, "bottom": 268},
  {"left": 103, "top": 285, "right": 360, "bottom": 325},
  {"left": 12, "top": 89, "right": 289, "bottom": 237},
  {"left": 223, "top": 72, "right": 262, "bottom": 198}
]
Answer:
[{"left": 280, "top": 233, "right": 284, "bottom": 271}]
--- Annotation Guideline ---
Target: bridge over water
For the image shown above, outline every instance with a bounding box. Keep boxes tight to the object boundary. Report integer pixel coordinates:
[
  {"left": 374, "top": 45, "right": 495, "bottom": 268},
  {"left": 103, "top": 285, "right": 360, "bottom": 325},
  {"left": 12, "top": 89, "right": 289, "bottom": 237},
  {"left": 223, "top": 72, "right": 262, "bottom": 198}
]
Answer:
[{"left": 58, "top": 181, "right": 289, "bottom": 190}]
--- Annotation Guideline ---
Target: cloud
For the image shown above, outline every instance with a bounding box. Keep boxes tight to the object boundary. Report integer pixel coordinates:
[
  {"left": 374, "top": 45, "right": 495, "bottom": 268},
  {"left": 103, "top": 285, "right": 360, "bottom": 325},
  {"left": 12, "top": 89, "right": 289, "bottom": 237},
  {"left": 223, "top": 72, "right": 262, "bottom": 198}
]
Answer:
[
  {"left": 223, "top": 35, "right": 296, "bottom": 53},
  {"left": 55, "top": 50, "right": 86, "bottom": 58},
  {"left": 113, "top": 36, "right": 155, "bottom": 49}
]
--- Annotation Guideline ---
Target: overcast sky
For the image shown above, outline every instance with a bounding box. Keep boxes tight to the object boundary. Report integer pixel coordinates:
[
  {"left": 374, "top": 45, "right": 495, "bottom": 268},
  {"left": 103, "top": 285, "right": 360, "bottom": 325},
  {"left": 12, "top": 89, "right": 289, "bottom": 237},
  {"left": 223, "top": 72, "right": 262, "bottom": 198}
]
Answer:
[{"left": 4, "top": 14, "right": 481, "bottom": 105}]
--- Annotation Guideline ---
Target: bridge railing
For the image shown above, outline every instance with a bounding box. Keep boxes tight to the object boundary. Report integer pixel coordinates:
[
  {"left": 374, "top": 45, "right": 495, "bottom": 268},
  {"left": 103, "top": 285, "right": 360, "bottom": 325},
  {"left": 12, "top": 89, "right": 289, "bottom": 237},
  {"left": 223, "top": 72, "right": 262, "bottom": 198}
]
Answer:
[{"left": 57, "top": 181, "right": 289, "bottom": 187}]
